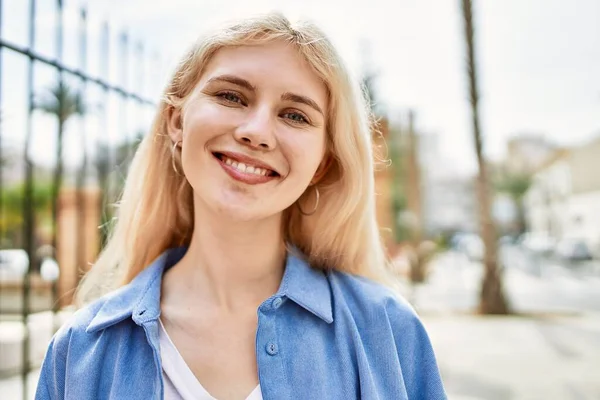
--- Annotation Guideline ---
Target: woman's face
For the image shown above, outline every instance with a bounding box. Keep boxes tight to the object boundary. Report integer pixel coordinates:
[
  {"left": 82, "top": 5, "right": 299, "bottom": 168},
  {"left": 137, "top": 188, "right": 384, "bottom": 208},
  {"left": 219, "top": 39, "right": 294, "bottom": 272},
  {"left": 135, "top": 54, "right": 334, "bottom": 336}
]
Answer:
[{"left": 168, "top": 41, "right": 329, "bottom": 221}]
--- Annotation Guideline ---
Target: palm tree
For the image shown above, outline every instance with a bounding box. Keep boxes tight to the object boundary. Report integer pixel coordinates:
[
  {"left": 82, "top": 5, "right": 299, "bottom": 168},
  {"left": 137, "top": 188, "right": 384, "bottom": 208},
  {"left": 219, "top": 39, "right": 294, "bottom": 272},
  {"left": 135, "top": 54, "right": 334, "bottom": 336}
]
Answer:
[
  {"left": 36, "top": 79, "right": 85, "bottom": 249},
  {"left": 461, "top": 0, "right": 509, "bottom": 314},
  {"left": 405, "top": 111, "right": 426, "bottom": 283},
  {"left": 36, "top": 79, "right": 85, "bottom": 310}
]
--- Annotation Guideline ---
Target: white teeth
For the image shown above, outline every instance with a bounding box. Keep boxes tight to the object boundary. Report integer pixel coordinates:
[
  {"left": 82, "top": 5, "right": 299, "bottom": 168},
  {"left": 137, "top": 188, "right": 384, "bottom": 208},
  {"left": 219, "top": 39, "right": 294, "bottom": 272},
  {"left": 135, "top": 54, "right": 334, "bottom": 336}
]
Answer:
[{"left": 220, "top": 156, "right": 271, "bottom": 176}]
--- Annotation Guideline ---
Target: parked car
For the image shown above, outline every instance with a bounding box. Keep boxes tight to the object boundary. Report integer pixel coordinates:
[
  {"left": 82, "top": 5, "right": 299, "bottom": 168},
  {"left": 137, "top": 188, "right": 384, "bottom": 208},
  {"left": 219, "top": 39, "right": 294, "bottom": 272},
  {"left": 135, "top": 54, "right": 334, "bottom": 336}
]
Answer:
[
  {"left": 0, "top": 249, "right": 29, "bottom": 280},
  {"left": 0, "top": 248, "right": 59, "bottom": 281},
  {"left": 555, "top": 238, "right": 593, "bottom": 262},
  {"left": 519, "top": 233, "right": 556, "bottom": 256},
  {"left": 452, "top": 233, "right": 485, "bottom": 261}
]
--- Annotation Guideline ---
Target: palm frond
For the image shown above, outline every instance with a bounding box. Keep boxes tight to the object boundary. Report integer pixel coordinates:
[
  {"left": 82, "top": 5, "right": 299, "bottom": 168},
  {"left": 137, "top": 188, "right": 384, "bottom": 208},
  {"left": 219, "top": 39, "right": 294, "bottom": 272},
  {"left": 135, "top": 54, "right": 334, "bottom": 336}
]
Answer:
[{"left": 36, "top": 80, "right": 86, "bottom": 123}]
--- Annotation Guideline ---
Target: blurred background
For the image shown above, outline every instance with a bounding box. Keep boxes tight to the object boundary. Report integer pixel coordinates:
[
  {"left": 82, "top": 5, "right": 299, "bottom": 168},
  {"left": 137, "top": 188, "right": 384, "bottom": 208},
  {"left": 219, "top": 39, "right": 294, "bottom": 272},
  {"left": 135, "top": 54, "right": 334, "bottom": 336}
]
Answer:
[{"left": 0, "top": 0, "right": 599, "bottom": 399}]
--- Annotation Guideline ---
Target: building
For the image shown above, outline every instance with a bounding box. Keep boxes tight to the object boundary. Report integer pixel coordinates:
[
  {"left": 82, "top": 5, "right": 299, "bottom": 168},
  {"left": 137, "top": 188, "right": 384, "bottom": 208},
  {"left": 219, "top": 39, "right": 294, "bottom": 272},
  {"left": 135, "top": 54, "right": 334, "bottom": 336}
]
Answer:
[
  {"left": 416, "top": 131, "right": 479, "bottom": 235},
  {"left": 524, "top": 136, "right": 600, "bottom": 256},
  {"left": 505, "top": 134, "right": 558, "bottom": 175},
  {"left": 56, "top": 187, "right": 102, "bottom": 306},
  {"left": 489, "top": 134, "right": 561, "bottom": 234},
  {"left": 424, "top": 175, "right": 478, "bottom": 234}
]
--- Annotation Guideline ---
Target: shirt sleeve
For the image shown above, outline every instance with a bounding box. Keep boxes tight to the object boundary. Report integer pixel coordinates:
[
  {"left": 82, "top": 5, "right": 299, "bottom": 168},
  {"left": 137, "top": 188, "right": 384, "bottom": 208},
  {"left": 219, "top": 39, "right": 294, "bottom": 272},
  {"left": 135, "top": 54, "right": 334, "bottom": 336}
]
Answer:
[{"left": 386, "top": 296, "right": 448, "bottom": 400}]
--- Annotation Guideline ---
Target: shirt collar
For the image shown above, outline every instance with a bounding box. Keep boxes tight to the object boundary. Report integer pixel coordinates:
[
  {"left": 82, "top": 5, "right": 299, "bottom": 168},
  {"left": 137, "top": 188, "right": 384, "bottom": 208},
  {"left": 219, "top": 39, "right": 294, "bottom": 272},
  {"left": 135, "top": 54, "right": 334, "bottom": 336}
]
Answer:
[
  {"left": 279, "top": 247, "right": 333, "bottom": 323},
  {"left": 86, "top": 246, "right": 332, "bottom": 333}
]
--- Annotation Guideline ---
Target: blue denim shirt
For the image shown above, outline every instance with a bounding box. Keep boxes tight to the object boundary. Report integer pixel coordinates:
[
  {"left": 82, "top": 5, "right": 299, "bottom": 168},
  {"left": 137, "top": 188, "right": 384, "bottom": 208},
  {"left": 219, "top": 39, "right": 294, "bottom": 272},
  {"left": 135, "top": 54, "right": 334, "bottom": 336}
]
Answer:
[{"left": 36, "top": 247, "right": 446, "bottom": 399}]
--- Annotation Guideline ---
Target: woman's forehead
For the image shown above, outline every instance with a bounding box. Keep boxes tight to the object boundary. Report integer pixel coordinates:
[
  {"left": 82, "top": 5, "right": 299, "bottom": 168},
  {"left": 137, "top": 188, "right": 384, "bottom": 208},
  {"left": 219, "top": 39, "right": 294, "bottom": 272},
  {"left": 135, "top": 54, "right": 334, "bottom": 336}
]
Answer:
[{"left": 199, "top": 42, "right": 328, "bottom": 104}]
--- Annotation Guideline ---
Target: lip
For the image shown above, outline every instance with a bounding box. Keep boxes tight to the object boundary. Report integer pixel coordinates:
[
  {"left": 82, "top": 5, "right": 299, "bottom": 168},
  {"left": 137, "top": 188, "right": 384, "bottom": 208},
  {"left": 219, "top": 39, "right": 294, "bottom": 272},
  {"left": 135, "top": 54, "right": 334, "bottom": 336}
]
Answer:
[{"left": 212, "top": 151, "right": 280, "bottom": 185}]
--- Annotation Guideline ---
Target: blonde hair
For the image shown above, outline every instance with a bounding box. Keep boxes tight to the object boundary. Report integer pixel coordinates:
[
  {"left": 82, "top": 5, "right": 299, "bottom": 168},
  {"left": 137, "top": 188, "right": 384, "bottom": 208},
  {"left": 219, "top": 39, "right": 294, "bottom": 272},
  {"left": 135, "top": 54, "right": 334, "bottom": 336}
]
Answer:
[{"left": 75, "top": 12, "right": 391, "bottom": 305}]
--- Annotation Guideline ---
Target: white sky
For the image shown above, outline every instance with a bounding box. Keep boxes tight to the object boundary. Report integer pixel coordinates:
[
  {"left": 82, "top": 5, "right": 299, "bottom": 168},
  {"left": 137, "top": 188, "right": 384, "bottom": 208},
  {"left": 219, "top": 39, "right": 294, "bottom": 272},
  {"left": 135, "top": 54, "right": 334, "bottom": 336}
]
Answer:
[{"left": 1, "top": 0, "right": 599, "bottom": 175}]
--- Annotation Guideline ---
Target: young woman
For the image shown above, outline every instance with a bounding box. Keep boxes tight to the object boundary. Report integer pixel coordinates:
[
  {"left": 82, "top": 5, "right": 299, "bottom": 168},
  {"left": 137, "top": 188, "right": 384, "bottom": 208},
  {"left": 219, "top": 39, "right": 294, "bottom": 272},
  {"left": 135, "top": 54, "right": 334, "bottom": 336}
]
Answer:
[{"left": 36, "top": 13, "right": 446, "bottom": 400}]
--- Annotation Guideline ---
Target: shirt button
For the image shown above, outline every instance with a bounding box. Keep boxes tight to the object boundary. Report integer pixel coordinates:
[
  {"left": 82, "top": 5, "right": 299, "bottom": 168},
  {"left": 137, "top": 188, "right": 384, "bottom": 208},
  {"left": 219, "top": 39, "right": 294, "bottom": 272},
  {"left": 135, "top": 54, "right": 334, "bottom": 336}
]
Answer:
[
  {"left": 266, "top": 343, "right": 278, "bottom": 356},
  {"left": 272, "top": 297, "right": 283, "bottom": 310}
]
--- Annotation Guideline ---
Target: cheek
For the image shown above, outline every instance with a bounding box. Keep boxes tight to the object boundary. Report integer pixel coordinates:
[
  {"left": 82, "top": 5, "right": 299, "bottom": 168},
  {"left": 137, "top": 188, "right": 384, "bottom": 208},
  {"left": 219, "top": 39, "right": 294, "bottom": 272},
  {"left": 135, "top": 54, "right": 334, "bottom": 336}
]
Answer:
[
  {"left": 182, "top": 102, "right": 236, "bottom": 143},
  {"left": 180, "top": 105, "right": 232, "bottom": 178},
  {"left": 281, "top": 132, "right": 327, "bottom": 178}
]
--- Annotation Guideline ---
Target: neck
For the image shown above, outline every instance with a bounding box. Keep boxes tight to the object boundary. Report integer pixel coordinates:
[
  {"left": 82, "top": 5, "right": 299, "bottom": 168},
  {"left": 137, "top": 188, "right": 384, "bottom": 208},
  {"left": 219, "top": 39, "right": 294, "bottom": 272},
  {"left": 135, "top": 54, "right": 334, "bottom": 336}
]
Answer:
[{"left": 163, "top": 196, "right": 287, "bottom": 313}]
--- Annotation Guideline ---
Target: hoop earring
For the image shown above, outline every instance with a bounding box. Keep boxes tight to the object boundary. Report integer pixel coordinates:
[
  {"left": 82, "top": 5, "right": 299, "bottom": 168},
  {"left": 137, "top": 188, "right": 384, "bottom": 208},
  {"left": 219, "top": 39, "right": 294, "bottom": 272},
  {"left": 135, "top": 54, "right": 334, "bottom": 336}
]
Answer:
[
  {"left": 297, "top": 185, "right": 320, "bottom": 216},
  {"left": 171, "top": 140, "right": 183, "bottom": 176}
]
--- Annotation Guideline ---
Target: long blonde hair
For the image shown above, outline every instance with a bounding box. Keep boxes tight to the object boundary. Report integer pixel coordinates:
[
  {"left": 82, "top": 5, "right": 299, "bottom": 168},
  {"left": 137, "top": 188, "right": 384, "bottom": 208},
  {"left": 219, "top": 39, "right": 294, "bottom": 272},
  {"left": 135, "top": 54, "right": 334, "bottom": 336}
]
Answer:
[{"left": 76, "top": 12, "right": 391, "bottom": 305}]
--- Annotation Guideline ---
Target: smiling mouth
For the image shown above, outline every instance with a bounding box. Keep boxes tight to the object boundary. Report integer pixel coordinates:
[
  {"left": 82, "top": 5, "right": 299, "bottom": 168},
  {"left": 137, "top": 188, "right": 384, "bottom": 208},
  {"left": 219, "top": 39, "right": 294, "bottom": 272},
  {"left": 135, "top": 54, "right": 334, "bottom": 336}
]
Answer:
[{"left": 212, "top": 152, "right": 280, "bottom": 177}]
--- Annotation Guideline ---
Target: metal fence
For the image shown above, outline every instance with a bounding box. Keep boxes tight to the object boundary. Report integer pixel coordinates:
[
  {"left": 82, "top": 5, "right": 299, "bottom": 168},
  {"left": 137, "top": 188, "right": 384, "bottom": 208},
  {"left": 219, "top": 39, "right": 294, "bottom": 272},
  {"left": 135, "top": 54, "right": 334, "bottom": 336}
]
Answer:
[{"left": 0, "top": 1, "right": 158, "bottom": 398}]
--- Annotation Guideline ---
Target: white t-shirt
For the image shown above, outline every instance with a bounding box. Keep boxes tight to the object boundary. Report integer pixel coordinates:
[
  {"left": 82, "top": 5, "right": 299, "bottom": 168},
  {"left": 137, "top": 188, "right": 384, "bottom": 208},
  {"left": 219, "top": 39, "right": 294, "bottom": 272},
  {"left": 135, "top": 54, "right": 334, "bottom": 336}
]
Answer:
[{"left": 158, "top": 318, "right": 263, "bottom": 400}]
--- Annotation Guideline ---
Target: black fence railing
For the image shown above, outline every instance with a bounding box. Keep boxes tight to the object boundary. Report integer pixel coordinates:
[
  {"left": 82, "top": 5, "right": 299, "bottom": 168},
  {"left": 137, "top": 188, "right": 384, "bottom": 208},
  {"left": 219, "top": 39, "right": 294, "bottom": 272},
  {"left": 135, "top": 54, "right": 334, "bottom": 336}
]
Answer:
[{"left": 0, "top": 1, "right": 159, "bottom": 398}]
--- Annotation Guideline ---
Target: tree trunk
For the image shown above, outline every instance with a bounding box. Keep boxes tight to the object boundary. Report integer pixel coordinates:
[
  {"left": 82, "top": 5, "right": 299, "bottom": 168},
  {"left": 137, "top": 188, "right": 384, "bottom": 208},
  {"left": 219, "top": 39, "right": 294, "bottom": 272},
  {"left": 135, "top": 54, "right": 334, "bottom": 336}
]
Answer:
[
  {"left": 515, "top": 197, "right": 526, "bottom": 235},
  {"left": 406, "top": 111, "right": 425, "bottom": 283},
  {"left": 75, "top": 132, "right": 87, "bottom": 287},
  {"left": 461, "top": 0, "right": 509, "bottom": 314},
  {"left": 51, "top": 120, "right": 64, "bottom": 313}
]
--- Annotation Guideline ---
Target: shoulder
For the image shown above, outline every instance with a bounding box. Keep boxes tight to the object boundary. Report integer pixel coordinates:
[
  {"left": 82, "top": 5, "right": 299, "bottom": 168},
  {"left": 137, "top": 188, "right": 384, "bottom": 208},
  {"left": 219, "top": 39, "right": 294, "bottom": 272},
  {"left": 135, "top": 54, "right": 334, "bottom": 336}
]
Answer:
[
  {"left": 328, "top": 270, "right": 419, "bottom": 325},
  {"left": 328, "top": 271, "right": 447, "bottom": 399},
  {"left": 45, "top": 293, "right": 114, "bottom": 357},
  {"left": 36, "top": 288, "right": 157, "bottom": 399},
  {"left": 43, "top": 281, "right": 139, "bottom": 364},
  {"left": 35, "top": 296, "right": 112, "bottom": 399}
]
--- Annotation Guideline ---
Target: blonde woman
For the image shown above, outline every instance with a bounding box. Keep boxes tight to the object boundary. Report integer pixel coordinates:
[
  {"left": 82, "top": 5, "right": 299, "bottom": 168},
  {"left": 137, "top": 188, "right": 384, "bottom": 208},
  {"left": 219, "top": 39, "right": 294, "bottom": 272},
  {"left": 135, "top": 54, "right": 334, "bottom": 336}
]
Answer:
[{"left": 36, "top": 13, "right": 446, "bottom": 400}]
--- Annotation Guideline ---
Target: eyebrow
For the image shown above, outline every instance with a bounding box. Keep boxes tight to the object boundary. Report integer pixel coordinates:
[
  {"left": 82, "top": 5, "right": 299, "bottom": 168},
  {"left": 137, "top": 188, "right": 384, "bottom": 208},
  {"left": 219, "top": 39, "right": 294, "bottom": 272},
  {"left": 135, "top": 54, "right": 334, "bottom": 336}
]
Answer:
[
  {"left": 205, "top": 74, "right": 257, "bottom": 92},
  {"left": 281, "top": 92, "right": 324, "bottom": 116},
  {"left": 206, "top": 74, "right": 324, "bottom": 116}
]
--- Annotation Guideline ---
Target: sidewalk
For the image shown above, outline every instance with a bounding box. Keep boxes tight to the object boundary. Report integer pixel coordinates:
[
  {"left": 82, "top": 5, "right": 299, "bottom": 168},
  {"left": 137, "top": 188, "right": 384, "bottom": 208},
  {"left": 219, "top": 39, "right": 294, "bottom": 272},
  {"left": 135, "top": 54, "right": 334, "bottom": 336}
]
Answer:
[
  {"left": 422, "top": 313, "right": 600, "bottom": 400},
  {"left": 403, "top": 251, "right": 600, "bottom": 399}
]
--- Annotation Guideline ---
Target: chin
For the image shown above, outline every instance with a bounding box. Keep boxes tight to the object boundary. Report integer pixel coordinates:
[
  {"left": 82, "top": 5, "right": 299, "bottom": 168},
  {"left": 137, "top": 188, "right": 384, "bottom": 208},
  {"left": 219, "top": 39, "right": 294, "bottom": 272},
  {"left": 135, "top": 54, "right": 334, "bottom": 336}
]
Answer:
[
  {"left": 218, "top": 202, "right": 280, "bottom": 222},
  {"left": 203, "top": 191, "right": 277, "bottom": 222},
  {"left": 191, "top": 177, "right": 287, "bottom": 222}
]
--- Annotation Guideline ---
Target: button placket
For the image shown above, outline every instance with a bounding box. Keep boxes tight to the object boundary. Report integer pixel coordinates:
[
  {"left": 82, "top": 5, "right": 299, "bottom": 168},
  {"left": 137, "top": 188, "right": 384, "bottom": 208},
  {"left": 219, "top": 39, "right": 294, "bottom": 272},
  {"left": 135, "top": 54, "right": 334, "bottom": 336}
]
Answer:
[{"left": 256, "top": 301, "right": 290, "bottom": 398}]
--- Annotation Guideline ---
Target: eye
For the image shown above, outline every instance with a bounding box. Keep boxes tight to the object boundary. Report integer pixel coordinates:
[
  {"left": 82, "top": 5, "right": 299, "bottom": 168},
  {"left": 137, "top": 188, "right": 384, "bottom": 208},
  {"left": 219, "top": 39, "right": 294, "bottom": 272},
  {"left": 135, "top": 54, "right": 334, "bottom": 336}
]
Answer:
[
  {"left": 217, "top": 91, "right": 244, "bottom": 105},
  {"left": 282, "top": 111, "right": 309, "bottom": 124}
]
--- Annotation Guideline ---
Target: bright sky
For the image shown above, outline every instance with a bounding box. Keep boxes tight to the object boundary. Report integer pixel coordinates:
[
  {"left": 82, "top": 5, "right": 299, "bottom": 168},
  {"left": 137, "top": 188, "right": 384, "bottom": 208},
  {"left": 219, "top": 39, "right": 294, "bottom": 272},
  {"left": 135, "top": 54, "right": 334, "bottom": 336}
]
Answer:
[{"left": 2, "top": 0, "right": 599, "bottom": 175}]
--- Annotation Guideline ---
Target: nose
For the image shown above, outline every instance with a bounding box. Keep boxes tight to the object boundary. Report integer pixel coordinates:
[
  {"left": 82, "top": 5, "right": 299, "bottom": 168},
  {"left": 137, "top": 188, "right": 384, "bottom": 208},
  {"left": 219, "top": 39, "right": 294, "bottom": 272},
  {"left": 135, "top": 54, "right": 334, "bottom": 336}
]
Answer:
[{"left": 233, "top": 107, "right": 276, "bottom": 150}]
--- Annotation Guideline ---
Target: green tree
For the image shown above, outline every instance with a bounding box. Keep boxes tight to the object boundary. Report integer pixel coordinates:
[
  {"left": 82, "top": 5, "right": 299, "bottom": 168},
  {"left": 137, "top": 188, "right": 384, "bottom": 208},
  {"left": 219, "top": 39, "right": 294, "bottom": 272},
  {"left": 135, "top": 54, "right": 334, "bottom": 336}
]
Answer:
[
  {"left": 461, "top": 0, "right": 509, "bottom": 314},
  {"left": 389, "top": 127, "right": 410, "bottom": 244},
  {"left": 36, "top": 80, "right": 85, "bottom": 257},
  {"left": 495, "top": 171, "right": 531, "bottom": 234},
  {"left": 1, "top": 180, "right": 53, "bottom": 247}
]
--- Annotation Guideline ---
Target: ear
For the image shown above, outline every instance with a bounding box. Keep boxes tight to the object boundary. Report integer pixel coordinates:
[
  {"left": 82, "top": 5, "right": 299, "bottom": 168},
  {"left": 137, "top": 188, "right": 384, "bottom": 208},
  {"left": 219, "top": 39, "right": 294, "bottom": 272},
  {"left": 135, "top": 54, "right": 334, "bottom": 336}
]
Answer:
[
  {"left": 166, "top": 105, "right": 183, "bottom": 143},
  {"left": 311, "top": 153, "right": 333, "bottom": 185}
]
